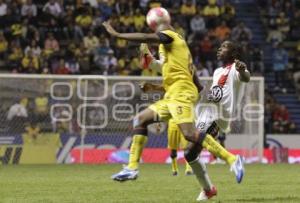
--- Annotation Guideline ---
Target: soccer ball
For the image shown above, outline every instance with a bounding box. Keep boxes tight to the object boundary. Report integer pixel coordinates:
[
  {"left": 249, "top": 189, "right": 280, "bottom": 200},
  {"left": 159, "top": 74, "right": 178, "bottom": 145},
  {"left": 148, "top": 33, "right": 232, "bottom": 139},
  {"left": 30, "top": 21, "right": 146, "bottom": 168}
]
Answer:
[{"left": 146, "top": 7, "right": 171, "bottom": 31}]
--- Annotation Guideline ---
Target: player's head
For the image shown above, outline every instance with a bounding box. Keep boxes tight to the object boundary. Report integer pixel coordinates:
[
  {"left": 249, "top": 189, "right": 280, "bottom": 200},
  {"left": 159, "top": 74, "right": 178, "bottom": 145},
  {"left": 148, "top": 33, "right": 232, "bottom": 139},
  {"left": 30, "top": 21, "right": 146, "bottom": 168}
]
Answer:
[
  {"left": 217, "top": 41, "right": 240, "bottom": 62},
  {"left": 146, "top": 7, "right": 171, "bottom": 32}
]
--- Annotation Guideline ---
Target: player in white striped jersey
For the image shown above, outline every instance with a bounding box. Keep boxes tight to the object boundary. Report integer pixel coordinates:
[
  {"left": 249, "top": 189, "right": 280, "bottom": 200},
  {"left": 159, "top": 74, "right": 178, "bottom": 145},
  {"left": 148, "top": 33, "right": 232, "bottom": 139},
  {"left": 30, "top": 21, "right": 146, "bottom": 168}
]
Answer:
[{"left": 184, "top": 41, "right": 250, "bottom": 201}]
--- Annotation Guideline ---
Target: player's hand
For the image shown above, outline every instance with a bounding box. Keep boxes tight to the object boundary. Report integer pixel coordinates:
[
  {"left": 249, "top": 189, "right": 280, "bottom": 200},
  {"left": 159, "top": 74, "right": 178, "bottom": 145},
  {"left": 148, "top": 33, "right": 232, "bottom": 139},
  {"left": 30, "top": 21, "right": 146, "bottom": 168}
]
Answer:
[
  {"left": 139, "top": 82, "right": 155, "bottom": 93},
  {"left": 235, "top": 59, "right": 247, "bottom": 72},
  {"left": 140, "top": 43, "right": 151, "bottom": 55},
  {"left": 102, "top": 21, "right": 119, "bottom": 37}
]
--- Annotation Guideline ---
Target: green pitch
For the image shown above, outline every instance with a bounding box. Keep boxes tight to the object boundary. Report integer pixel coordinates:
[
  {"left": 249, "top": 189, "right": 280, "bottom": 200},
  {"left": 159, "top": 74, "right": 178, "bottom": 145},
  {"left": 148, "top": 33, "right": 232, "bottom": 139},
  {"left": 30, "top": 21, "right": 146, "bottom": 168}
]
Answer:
[{"left": 0, "top": 164, "right": 299, "bottom": 203}]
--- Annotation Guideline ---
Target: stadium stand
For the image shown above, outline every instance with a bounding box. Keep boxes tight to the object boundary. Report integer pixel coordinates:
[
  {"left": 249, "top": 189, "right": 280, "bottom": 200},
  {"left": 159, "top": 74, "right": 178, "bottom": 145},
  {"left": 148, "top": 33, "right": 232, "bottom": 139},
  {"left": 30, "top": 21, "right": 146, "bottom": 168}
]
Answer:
[
  {"left": 257, "top": 0, "right": 300, "bottom": 132},
  {"left": 0, "top": 0, "right": 298, "bottom": 134}
]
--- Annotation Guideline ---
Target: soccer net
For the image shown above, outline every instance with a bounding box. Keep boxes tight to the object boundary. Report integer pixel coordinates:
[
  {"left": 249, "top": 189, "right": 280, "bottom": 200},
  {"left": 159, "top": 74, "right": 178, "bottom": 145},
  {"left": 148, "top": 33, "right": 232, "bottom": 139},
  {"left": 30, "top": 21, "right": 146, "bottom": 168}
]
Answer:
[{"left": 0, "top": 74, "right": 264, "bottom": 164}]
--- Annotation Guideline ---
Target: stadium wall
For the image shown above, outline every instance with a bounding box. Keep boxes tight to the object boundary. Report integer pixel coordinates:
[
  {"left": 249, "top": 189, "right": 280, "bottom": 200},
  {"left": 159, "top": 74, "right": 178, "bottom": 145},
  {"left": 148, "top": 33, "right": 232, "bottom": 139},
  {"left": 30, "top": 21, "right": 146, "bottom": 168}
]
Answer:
[{"left": 0, "top": 134, "right": 299, "bottom": 164}]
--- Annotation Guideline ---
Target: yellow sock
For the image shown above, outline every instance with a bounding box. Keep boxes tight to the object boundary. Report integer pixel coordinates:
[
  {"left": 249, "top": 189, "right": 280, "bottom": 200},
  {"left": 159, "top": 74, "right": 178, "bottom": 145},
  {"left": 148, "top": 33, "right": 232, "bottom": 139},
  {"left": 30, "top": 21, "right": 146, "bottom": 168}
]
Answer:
[
  {"left": 171, "top": 157, "right": 178, "bottom": 173},
  {"left": 202, "top": 134, "right": 236, "bottom": 165},
  {"left": 127, "top": 135, "right": 148, "bottom": 170},
  {"left": 185, "top": 161, "right": 193, "bottom": 173}
]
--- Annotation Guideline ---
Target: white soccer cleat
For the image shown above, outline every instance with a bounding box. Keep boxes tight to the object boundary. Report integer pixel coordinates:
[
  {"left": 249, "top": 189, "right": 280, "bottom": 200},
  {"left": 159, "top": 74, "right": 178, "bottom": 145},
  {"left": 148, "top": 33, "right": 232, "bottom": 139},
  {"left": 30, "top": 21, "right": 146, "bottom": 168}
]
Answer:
[
  {"left": 196, "top": 186, "right": 217, "bottom": 201},
  {"left": 111, "top": 166, "right": 139, "bottom": 182},
  {"left": 230, "top": 155, "right": 245, "bottom": 183}
]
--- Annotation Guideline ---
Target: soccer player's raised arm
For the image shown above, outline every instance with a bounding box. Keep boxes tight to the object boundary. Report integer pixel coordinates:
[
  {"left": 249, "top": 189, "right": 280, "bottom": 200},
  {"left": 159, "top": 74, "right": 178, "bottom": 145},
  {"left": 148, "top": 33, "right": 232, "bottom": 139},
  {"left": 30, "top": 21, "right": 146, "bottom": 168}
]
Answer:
[
  {"left": 103, "top": 21, "right": 161, "bottom": 43},
  {"left": 235, "top": 59, "right": 250, "bottom": 83}
]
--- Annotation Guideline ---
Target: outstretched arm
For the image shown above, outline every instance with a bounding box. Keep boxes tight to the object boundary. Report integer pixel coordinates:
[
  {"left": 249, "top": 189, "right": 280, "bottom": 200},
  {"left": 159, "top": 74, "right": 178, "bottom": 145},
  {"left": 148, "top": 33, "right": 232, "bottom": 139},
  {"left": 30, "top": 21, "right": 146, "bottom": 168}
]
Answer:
[{"left": 103, "top": 21, "right": 161, "bottom": 43}]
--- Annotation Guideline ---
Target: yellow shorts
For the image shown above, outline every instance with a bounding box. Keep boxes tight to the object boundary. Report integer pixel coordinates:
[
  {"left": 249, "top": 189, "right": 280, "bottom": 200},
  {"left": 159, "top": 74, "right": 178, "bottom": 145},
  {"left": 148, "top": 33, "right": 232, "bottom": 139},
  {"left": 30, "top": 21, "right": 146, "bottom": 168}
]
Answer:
[
  {"left": 167, "top": 119, "right": 189, "bottom": 150},
  {"left": 149, "top": 97, "right": 195, "bottom": 124}
]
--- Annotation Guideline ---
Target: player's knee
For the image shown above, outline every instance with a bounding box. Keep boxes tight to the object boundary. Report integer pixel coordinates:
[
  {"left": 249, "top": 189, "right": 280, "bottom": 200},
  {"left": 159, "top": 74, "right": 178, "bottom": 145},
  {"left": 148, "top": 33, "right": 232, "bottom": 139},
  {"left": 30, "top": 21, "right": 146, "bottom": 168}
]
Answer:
[
  {"left": 133, "top": 109, "right": 157, "bottom": 129},
  {"left": 206, "top": 122, "right": 219, "bottom": 138},
  {"left": 170, "top": 150, "right": 177, "bottom": 159},
  {"left": 132, "top": 125, "right": 148, "bottom": 136},
  {"left": 184, "top": 148, "right": 198, "bottom": 162}
]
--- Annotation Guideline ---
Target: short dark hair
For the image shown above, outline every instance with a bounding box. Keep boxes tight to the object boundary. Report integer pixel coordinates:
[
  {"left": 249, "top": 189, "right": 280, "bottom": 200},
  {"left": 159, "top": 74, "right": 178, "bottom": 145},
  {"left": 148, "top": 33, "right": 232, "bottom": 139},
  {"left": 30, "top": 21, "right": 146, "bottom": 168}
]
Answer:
[{"left": 226, "top": 41, "right": 243, "bottom": 60}]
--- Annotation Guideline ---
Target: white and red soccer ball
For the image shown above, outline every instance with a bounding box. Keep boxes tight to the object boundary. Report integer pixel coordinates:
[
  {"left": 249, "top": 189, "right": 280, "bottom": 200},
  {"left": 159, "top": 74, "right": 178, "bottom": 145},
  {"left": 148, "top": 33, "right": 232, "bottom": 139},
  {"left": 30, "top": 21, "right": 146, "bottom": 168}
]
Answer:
[{"left": 146, "top": 7, "right": 171, "bottom": 31}]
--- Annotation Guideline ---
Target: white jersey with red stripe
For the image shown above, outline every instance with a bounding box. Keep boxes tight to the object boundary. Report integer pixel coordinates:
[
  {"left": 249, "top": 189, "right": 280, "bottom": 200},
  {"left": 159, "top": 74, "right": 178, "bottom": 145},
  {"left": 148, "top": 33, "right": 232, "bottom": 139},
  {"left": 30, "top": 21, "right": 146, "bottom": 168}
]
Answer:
[{"left": 196, "top": 62, "right": 246, "bottom": 133}]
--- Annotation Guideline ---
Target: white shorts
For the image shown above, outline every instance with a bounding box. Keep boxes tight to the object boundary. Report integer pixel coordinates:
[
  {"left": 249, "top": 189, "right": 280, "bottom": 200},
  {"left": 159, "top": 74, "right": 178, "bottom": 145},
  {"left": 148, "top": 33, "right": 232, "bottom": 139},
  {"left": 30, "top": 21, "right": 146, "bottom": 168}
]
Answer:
[{"left": 195, "top": 105, "right": 230, "bottom": 133}]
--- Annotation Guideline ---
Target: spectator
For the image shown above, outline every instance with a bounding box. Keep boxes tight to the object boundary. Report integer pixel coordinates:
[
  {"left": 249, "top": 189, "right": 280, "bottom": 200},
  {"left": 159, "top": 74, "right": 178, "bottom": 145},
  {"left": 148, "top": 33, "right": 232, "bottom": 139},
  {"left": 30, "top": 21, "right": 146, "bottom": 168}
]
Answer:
[
  {"left": 21, "top": 50, "right": 39, "bottom": 73},
  {"left": 83, "top": 0, "right": 98, "bottom": 8},
  {"left": 76, "top": 42, "right": 90, "bottom": 73},
  {"left": 7, "top": 98, "right": 28, "bottom": 133},
  {"left": 129, "top": 56, "right": 141, "bottom": 76},
  {"left": 0, "top": 0, "right": 7, "bottom": 17},
  {"left": 276, "top": 12, "right": 290, "bottom": 36},
  {"left": 266, "top": 26, "right": 284, "bottom": 44},
  {"left": 120, "top": 12, "right": 134, "bottom": 28},
  {"left": 65, "top": 58, "right": 80, "bottom": 74},
  {"left": 231, "top": 22, "right": 252, "bottom": 43},
  {"left": 196, "top": 63, "right": 210, "bottom": 77},
  {"left": 44, "top": 32, "right": 60, "bottom": 56},
  {"left": 199, "top": 36, "right": 214, "bottom": 61},
  {"left": 180, "top": 0, "right": 196, "bottom": 17},
  {"left": 8, "top": 41, "right": 23, "bottom": 71},
  {"left": 83, "top": 31, "right": 99, "bottom": 54},
  {"left": 62, "top": 7, "right": 75, "bottom": 38},
  {"left": 24, "top": 40, "right": 41, "bottom": 57},
  {"left": 272, "top": 104, "right": 294, "bottom": 133},
  {"left": 75, "top": 9, "right": 93, "bottom": 39},
  {"left": 25, "top": 123, "right": 40, "bottom": 139},
  {"left": 215, "top": 20, "right": 231, "bottom": 42},
  {"left": 43, "top": 0, "right": 63, "bottom": 18},
  {"left": 21, "top": 0, "right": 37, "bottom": 17},
  {"left": 190, "top": 12, "right": 206, "bottom": 35},
  {"left": 92, "top": 10, "right": 103, "bottom": 33},
  {"left": 264, "top": 95, "right": 274, "bottom": 134},
  {"left": 290, "top": 9, "right": 300, "bottom": 40},
  {"left": 99, "top": 0, "right": 113, "bottom": 21},
  {"left": 203, "top": 0, "right": 220, "bottom": 28},
  {"left": 220, "top": 2, "right": 235, "bottom": 26},
  {"left": 133, "top": 9, "right": 145, "bottom": 31},
  {"left": 249, "top": 45, "right": 264, "bottom": 74},
  {"left": 51, "top": 106, "right": 72, "bottom": 133},
  {"left": 54, "top": 59, "right": 70, "bottom": 74},
  {"left": 272, "top": 43, "right": 289, "bottom": 91},
  {"left": 34, "top": 93, "right": 49, "bottom": 123},
  {"left": 106, "top": 49, "right": 118, "bottom": 75}
]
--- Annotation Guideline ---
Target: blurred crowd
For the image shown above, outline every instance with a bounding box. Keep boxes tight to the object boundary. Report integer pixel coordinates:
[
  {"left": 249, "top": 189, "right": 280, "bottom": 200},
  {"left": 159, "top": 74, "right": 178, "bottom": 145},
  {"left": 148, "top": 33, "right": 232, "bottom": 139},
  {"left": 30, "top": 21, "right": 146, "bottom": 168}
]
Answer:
[
  {"left": 0, "top": 0, "right": 260, "bottom": 76},
  {"left": 259, "top": 0, "right": 300, "bottom": 94},
  {"left": 265, "top": 92, "right": 296, "bottom": 134},
  {"left": 0, "top": 0, "right": 298, "bottom": 135}
]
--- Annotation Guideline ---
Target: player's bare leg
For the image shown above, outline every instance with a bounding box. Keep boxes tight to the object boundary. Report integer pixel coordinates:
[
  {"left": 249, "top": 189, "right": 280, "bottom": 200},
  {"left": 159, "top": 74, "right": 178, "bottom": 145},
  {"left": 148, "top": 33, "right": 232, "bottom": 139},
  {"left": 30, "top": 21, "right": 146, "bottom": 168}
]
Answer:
[
  {"left": 178, "top": 122, "right": 244, "bottom": 183},
  {"left": 111, "top": 108, "right": 158, "bottom": 181}
]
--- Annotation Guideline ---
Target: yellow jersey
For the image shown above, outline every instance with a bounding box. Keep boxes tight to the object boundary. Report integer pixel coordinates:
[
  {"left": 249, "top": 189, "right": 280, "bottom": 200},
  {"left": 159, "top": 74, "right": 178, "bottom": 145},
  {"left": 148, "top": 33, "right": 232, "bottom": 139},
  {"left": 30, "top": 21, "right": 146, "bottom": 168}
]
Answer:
[{"left": 158, "top": 30, "right": 198, "bottom": 101}]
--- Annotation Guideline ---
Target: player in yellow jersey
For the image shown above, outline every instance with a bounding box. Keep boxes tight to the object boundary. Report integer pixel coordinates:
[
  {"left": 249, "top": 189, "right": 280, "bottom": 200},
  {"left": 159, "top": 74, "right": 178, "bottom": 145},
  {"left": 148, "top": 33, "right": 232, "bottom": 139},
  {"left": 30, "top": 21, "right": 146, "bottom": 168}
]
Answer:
[
  {"left": 103, "top": 7, "right": 242, "bottom": 201},
  {"left": 140, "top": 81, "right": 193, "bottom": 176}
]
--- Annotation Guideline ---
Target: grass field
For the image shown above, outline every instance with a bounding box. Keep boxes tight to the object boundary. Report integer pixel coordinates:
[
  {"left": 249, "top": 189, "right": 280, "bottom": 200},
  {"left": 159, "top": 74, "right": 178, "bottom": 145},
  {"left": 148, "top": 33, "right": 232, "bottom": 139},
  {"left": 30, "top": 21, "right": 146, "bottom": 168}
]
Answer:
[{"left": 0, "top": 164, "right": 299, "bottom": 203}]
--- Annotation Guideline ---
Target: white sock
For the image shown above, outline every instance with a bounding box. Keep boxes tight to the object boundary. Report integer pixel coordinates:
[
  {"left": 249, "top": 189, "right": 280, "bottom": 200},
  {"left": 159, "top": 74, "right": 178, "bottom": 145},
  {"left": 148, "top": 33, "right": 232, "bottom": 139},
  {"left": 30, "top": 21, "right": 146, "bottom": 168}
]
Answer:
[{"left": 189, "top": 157, "right": 213, "bottom": 191}]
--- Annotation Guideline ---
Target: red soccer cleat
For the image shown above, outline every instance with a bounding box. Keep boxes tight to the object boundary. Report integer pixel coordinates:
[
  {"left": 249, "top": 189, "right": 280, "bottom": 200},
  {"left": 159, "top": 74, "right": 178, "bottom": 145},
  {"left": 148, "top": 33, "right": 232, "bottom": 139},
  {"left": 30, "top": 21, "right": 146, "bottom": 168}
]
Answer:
[{"left": 196, "top": 186, "right": 217, "bottom": 201}]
